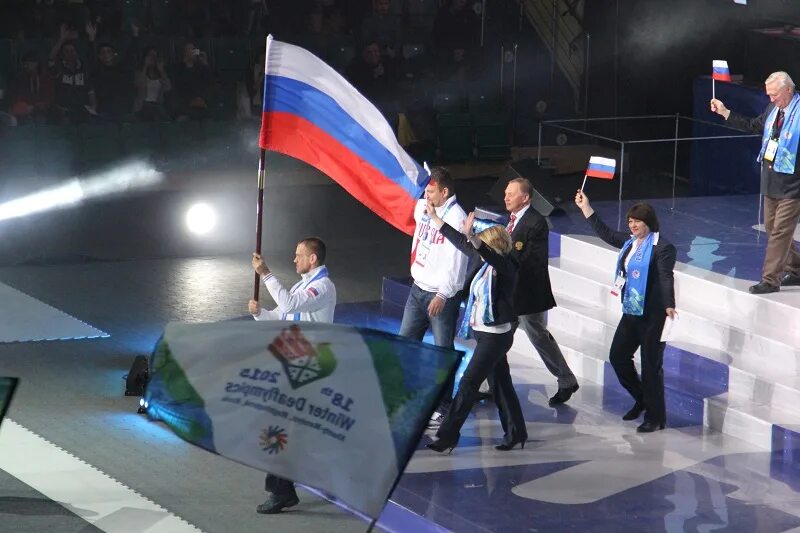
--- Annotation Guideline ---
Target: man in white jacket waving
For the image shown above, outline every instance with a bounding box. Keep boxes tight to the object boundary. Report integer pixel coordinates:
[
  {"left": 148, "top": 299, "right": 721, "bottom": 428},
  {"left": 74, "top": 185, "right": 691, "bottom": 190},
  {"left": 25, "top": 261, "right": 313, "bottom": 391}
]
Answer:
[
  {"left": 400, "top": 167, "right": 468, "bottom": 425},
  {"left": 249, "top": 237, "right": 336, "bottom": 515}
]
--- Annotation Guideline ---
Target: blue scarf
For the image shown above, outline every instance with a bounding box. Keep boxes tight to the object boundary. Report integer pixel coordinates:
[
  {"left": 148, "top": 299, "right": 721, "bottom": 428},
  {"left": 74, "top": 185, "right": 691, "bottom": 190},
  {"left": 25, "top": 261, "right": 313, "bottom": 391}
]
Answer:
[
  {"left": 758, "top": 93, "right": 800, "bottom": 174},
  {"left": 284, "top": 266, "right": 329, "bottom": 320},
  {"left": 616, "top": 233, "right": 656, "bottom": 316},
  {"left": 458, "top": 262, "right": 494, "bottom": 338}
]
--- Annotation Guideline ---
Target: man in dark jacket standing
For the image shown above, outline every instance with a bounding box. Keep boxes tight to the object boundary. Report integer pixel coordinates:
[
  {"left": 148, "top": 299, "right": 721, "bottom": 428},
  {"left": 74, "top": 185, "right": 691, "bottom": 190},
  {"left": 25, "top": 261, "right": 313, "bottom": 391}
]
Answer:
[
  {"left": 710, "top": 71, "right": 800, "bottom": 294},
  {"left": 503, "top": 177, "right": 579, "bottom": 405}
]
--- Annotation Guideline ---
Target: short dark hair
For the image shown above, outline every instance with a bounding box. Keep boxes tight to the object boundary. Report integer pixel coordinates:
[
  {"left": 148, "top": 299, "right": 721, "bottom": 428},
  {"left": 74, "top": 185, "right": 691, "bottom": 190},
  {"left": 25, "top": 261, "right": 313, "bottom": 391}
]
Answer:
[
  {"left": 508, "top": 177, "right": 532, "bottom": 196},
  {"left": 299, "top": 237, "right": 326, "bottom": 265},
  {"left": 626, "top": 203, "right": 659, "bottom": 232},
  {"left": 429, "top": 167, "right": 455, "bottom": 196}
]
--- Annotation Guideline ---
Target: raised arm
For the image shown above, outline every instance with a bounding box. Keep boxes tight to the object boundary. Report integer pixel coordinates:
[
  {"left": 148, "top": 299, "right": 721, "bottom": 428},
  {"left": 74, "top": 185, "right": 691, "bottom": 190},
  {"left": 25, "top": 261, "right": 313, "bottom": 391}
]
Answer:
[
  {"left": 710, "top": 98, "right": 769, "bottom": 134},
  {"left": 574, "top": 190, "right": 630, "bottom": 248}
]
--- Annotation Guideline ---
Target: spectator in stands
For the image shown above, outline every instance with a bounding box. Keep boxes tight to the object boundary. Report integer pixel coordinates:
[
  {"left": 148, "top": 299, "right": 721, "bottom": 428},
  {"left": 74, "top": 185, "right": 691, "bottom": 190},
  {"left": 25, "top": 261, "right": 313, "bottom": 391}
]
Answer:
[
  {"left": 236, "top": 51, "right": 264, "bottom": 120},
  {"left": 297, "top": 11, "right": 327, "bottom": 58},
  {"left": 10, "top": 52, "right": 55, "bottom": 124},
  {"left": 433, "top": 0, "right": 479, "bottom": 53},
  {"left": 48, "top": 24, "right": 96, "bottom": 124},
  {"left": 360, "top": 0, "right": 402, "bottom": 58},
  {"left": 440, "top": 46, "right": 472, "bottom": 83},
  {"left": 323, "top": 7, "right": 350, "bottom": 41},
  {"left": 170, "top": 41, "right": 214, "bottom": 120},
  {"left": 346, "top": 41, "right": 396, "bottom": 99},
  {"left": 134, "top": 47, "right": 172, "bottom": 122},
  {"left": 86, "top": 21, "right": 135, "bottom": 121}
]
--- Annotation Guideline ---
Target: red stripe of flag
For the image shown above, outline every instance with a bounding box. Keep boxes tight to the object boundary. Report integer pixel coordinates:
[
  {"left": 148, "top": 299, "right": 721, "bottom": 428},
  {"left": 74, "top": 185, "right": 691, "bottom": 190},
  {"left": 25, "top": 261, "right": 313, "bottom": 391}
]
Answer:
[{"left": 261, "top": 111, "right": 418, "bottom": 235}]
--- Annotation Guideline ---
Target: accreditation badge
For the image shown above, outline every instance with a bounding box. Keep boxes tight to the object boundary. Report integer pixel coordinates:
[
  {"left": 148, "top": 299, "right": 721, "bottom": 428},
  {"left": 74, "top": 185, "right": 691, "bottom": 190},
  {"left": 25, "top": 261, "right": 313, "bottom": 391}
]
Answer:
[
  {"left": 514, "top": 241, "right": 524, "bottom": 251},
  {"left": 765, "top": 139, "right": 778, "bottom": 162},
  {"left": 610, "top": 274, "right": 626, "bottom": 297},
  {"left": 414, "top": 241, "right": 430, "bottom": 267}
]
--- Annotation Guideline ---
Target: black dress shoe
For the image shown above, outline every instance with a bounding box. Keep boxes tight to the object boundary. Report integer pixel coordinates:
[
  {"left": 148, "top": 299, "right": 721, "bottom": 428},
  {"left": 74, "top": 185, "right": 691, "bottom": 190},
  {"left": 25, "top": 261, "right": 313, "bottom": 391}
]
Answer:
[
  {"left": 781, "top": 274, "right": 800, "bottom": 287},
  {"left": 495, "top": 437, "right": 527, "bottom": 451},
  {"left": 549, "top": 384, "right": 579, "bottom": 406},
  {"left": 256, "top": 491, "right": 300, "bottom": 514},
  {"left": 749, "top": 281, "right": 779, "bottom": 294},
  {"left": 622, "top": 402, "right": 644, "bottom": 421},
  {"left": 636, "top": 421, "right": 665, "bottom": 433},
  {"left": 427, "top": 436, "right": 459, "bottom": 454}
]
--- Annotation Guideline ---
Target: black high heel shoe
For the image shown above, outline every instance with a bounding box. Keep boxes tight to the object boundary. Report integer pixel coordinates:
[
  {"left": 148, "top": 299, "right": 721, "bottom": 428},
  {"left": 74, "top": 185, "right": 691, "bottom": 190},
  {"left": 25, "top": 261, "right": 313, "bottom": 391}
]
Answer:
[
  {"left": 636, "top": 421, "right": 665, "bottom": 433},
  {"left": 622, "top": 402, "right": 644, "bottom": 421},
  {"left": 495, "top": 437, "right": 527, "bottom": 451},
  {"left": 427, "top": 437, "right": 458, "bottom": 454}
]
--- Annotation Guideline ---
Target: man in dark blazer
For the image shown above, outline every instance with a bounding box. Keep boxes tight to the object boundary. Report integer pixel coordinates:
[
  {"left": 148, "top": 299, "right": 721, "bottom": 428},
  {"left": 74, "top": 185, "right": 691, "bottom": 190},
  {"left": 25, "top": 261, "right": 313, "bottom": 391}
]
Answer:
[
  {"left": 710, "top": 71, "right": 800, "bottom": 294},
  {"left": 503, "top": 177, "right": 579, "bottom": 405}
]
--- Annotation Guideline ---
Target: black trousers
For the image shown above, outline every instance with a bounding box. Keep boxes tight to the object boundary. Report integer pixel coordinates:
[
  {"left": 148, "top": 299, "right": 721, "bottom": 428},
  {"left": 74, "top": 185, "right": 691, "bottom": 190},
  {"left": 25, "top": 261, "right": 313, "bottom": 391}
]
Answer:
[
  {"left": 265, "top": 473, "right": 296, "bottom": 496},
  {"left": 437, "top": 329, "right": 526, "bottom": 445},
  {"left": 609, "top": 313, "right": 667, "bottom": 424}
]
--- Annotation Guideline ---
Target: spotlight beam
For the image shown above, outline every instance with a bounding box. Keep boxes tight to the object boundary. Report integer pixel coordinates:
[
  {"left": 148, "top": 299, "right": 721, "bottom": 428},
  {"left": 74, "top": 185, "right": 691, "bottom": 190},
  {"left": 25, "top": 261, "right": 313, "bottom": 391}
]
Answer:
[{"left": 0, "top": 161, "right": 163, "bottom": 223}]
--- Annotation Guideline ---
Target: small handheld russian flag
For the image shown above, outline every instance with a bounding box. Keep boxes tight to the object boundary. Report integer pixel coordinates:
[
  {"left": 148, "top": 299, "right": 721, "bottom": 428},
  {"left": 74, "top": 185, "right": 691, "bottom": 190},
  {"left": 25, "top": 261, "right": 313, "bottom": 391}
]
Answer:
[
  {"left": 712, "top": 60, "right": 731, "bottom": 82},
  {"left": 472, "top": 206, "right": 506, "bottom": 232},
  {"left": 581, "top": 156, "right": 616, "bottom": 191}
]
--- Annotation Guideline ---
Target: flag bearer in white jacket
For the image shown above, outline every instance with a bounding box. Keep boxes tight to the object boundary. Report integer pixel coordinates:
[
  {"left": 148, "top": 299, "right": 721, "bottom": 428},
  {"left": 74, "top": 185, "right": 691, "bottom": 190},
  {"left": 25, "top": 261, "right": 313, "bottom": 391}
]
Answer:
[{"left": 249, "top": 237, "right": 336, "bottom": 515}]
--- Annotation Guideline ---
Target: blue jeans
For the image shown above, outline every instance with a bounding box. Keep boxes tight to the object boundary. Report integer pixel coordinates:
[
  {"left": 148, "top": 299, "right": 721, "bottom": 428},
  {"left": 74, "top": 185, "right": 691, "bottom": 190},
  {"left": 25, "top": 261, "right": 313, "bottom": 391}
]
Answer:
[{"left": 398, "top": 284, "right": 461, "bottom": 406}]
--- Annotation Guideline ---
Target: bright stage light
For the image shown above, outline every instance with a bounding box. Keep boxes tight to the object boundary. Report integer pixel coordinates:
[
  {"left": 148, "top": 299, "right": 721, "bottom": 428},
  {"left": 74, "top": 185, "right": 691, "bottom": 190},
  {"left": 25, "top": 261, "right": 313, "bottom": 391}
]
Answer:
[
  {"left": 0, "top": 161, "right": 163, "bottom": 223},
  {"left": 185, "top": 203, "right": 217, "bottom": 235}
]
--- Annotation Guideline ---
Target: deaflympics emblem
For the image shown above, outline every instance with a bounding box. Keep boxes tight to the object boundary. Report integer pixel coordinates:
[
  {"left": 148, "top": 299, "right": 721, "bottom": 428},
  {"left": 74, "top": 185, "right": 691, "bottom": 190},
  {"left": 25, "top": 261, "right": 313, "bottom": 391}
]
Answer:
[
  {"left": 515, "top": 241, "right": 524, "bottom": 251},
  {"left": 268, "top": 324, "right": 337, "bottom": 389}
]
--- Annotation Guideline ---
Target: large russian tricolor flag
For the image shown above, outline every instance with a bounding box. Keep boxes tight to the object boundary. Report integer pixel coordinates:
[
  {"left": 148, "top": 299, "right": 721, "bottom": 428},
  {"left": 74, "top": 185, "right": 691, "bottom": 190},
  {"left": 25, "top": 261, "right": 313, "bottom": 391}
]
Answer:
[
  {"left": 712, "top": 60, "right": 731, "bottom": 82},
  {"left": 586, "top": 156, "right": 616, "bottom": 180},
  {"left": 258, "top": 36, "right": 429, "bottom": 235}
]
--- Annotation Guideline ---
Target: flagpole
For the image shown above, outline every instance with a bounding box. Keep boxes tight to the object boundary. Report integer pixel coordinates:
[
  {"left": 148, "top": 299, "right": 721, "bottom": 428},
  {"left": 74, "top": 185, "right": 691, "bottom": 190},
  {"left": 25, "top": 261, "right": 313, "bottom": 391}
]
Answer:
[
  {"left": 580, "top": 173, "right": 588, "bottom": 192},
  {"left": 712, "top": 78, "right": 715, "bottom": 100},
  {"left": 254, "top": 149, "right": 266, "bottom": 301},
  {"left": 254, "top": 35, "right": 274, "bottom": 301}
]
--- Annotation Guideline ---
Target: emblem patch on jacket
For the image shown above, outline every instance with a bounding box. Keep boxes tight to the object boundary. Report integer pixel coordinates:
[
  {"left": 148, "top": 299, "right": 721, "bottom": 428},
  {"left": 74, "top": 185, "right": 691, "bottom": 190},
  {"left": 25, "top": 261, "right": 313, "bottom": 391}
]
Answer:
[{"left": 514, "top": 241, "right": 524, "bottom": 251}]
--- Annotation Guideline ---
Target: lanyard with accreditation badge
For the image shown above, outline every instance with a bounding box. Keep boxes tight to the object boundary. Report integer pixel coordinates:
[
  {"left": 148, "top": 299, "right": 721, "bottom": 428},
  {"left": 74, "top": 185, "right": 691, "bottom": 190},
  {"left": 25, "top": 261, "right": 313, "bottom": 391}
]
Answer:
[{"left": 765, "top": 94, "right": 799, "bottom": 163}]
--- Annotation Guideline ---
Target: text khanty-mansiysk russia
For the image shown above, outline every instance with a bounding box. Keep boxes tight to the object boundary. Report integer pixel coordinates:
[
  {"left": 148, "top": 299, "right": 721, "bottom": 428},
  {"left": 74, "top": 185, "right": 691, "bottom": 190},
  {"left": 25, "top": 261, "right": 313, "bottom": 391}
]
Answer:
[{"left": 223, "top": 381, "right": 355, "bottom": 442}]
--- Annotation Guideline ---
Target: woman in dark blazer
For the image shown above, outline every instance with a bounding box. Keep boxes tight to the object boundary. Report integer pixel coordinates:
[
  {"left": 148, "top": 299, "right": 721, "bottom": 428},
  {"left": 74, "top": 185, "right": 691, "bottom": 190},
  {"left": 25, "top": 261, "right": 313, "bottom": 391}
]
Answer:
[
  {"left": 575, "top": 191, "right": 677, "bottom": 433},
  {"left": 425, "top": 205, "right": 527, "bottom": 453}
]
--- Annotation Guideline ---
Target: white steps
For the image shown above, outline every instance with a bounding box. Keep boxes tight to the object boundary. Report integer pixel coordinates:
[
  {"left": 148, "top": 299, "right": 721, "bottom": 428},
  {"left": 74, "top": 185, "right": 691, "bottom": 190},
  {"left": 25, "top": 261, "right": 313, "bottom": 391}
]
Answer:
[{"left": 508, "top": 232, "right": 800, "bottom": 451}]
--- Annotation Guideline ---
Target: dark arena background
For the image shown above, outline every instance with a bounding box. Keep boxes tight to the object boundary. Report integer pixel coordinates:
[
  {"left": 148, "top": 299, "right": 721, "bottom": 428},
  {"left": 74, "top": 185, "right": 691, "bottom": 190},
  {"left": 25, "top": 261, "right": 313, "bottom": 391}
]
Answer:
[{"left": 1, "top": 1, "right": 800, "bottom": 532}]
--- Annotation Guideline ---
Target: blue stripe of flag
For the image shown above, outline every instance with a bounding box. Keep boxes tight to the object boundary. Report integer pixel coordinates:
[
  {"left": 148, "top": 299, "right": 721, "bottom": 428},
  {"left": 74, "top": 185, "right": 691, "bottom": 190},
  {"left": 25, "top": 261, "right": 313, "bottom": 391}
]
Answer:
[
  {"left": 264, "top": 75, "right": 426, "bottom": 199},
  {"left": 588, "top": 163, "right": 615, "bottom": 174}
]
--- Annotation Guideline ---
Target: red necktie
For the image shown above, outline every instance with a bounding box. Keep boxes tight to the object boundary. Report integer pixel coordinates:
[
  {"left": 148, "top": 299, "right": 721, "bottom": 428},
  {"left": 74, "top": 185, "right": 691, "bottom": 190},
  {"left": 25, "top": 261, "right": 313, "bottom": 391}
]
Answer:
[
  {"left": 507, "top": 214, "right": 517, "bottom": 234},
  {"left": 773, "top": 109, "right": 785, "bottom": 139}
]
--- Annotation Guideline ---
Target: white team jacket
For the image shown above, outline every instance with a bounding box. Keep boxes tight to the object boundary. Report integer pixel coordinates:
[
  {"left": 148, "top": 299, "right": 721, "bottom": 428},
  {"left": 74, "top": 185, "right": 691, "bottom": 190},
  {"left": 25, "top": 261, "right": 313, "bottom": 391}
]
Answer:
[
  {"left": 409, "top": 195, "right": 468, "bottom": 300},
  {"left": 252, "top": 265, "right": 336, "bottom": 323}
]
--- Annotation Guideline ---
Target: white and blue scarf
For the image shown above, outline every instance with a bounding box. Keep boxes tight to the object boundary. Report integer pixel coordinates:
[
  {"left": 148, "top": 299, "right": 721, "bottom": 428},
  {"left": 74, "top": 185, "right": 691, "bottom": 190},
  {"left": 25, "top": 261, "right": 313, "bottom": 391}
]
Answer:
[
  {"left": 458, "top": 262, "right": 494, "bottom": 338},
  {"left": 283, "top": 266, "right": 329, "bottom": 320},
  {"left": 616, "top": 233, "right": 657, "bottom": 316},
  {"left": 758, "top": 93, "right": 800, "bottom": 174}
]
